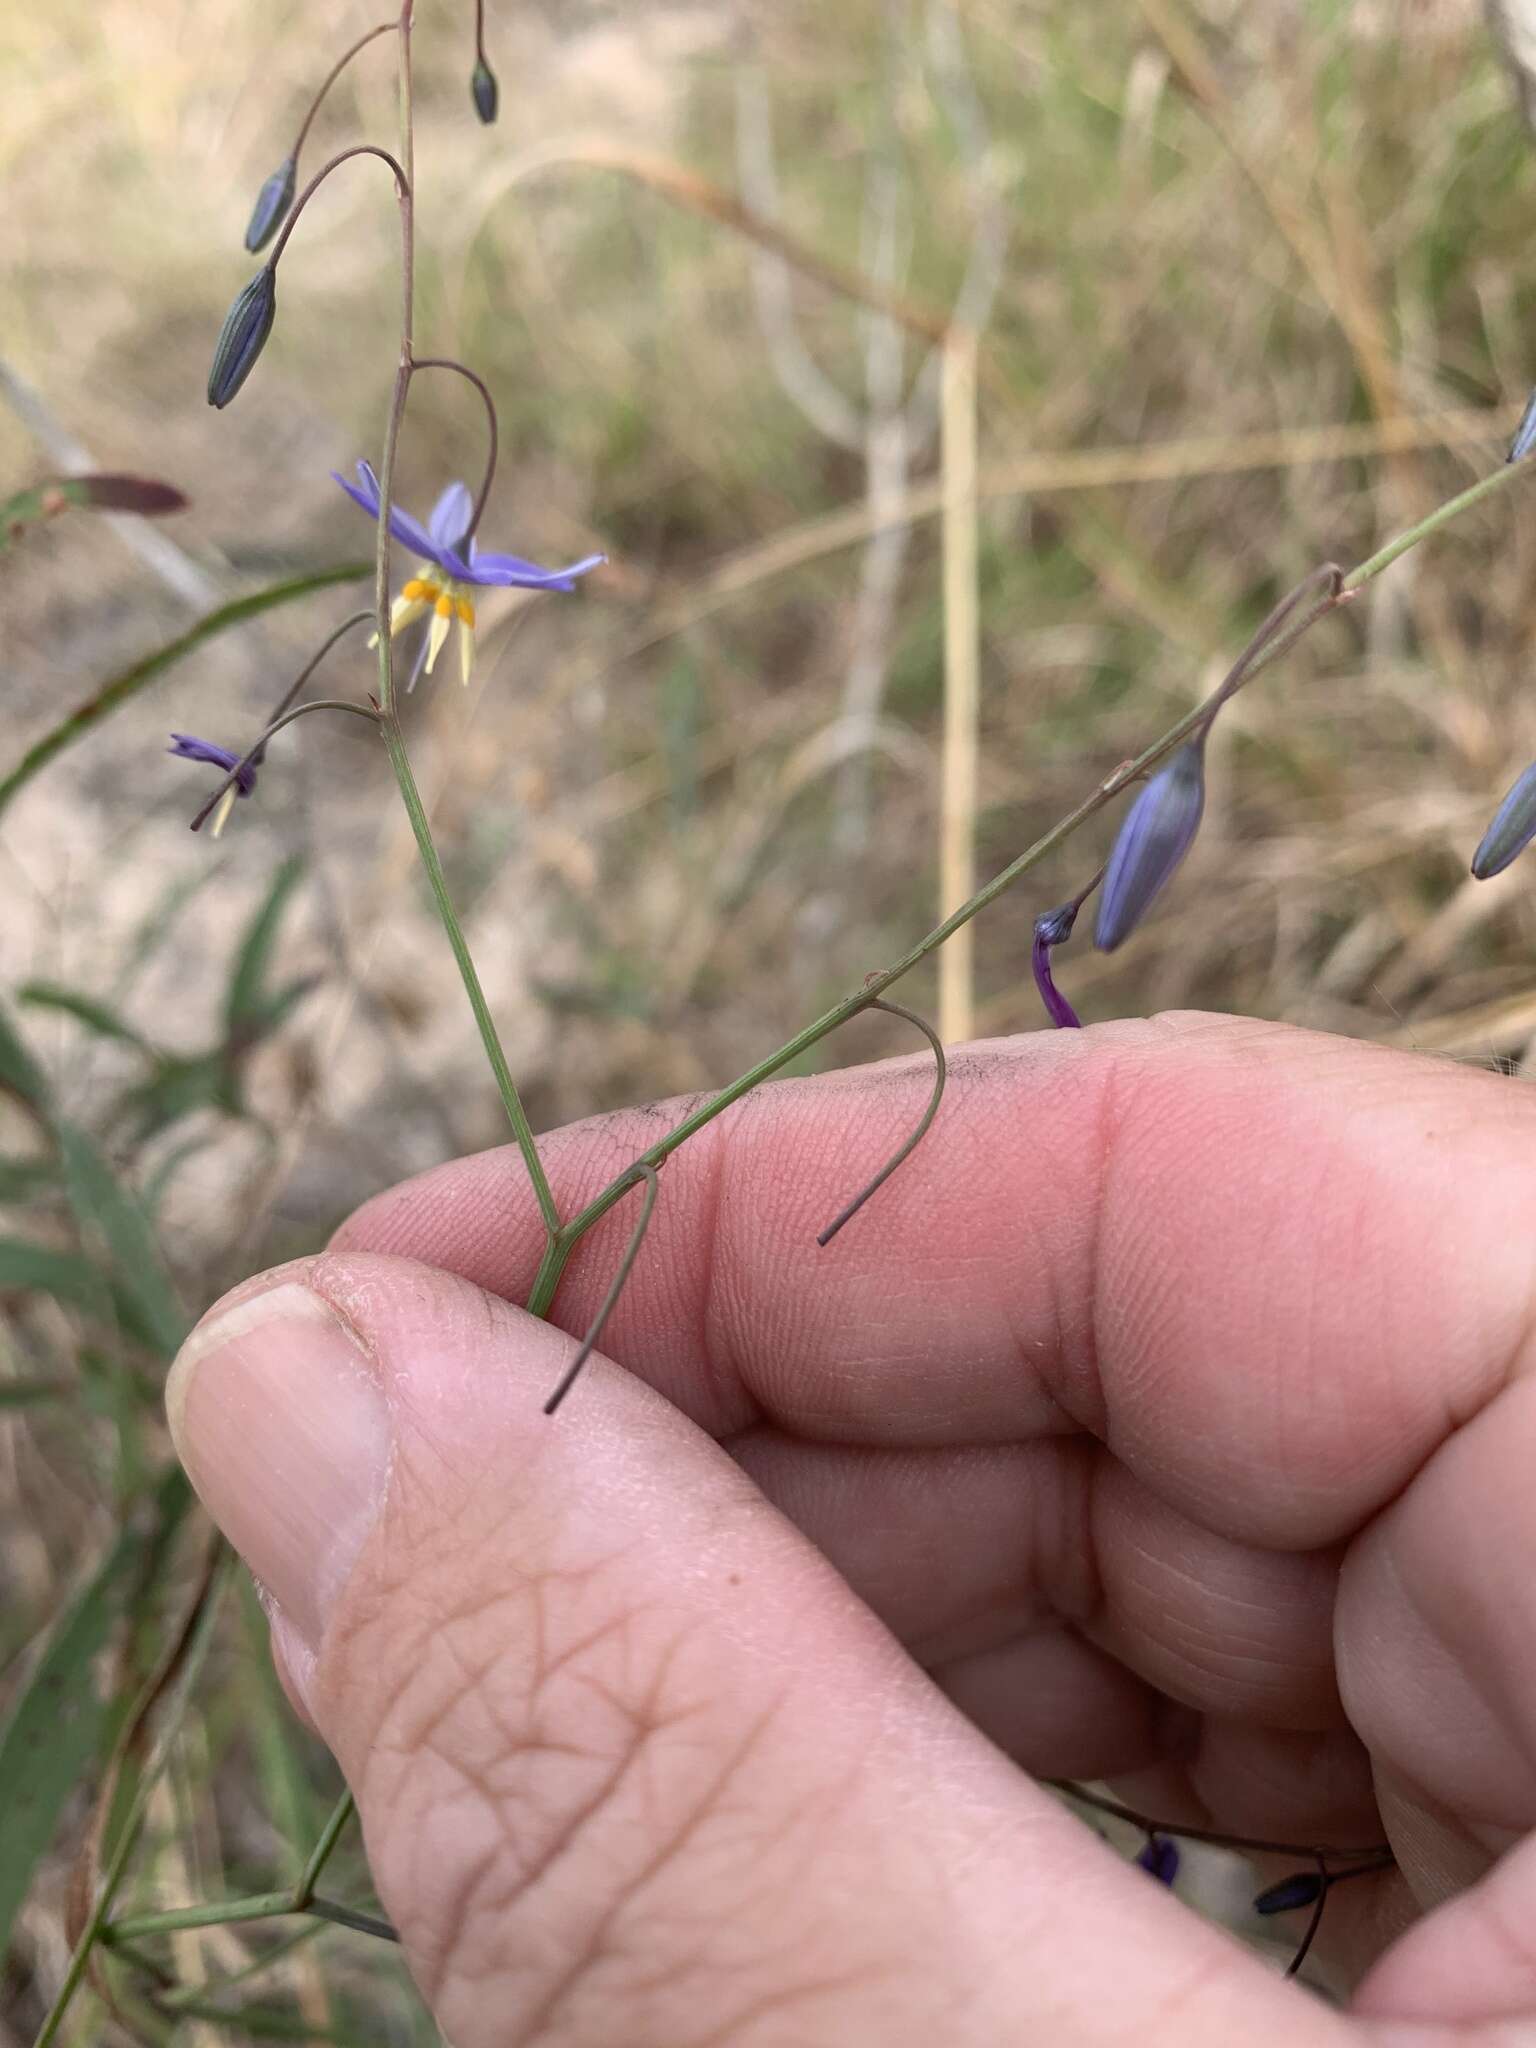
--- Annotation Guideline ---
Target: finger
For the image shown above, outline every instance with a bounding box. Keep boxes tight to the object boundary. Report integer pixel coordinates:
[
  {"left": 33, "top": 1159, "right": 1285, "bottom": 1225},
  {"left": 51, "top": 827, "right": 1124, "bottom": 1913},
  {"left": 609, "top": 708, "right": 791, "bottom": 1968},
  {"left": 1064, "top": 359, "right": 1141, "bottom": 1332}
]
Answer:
[
  {"left": 335, "top": 1015, "right": 1536, "bottom": 1553},
  {"left": 1343, "top": 1372, "right": 1536, "bottom": 2028},
  {"left": 166, "top": 1251, "right": 1349, "bottom": 2048}
]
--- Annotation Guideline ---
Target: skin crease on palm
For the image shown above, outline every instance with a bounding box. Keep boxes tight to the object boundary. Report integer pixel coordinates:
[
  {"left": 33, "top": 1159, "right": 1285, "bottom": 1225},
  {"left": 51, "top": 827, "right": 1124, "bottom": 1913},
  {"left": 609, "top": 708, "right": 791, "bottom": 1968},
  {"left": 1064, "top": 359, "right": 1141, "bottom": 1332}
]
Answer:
[{"left": 162, "top": 1011, "right": 1536, "bottom": 2047}]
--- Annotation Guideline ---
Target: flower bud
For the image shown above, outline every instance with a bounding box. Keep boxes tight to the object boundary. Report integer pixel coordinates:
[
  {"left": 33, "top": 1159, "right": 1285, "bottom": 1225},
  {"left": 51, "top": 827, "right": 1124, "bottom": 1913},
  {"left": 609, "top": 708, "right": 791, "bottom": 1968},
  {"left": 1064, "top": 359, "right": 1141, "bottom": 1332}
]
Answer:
[
  {"left": 207, "top": 268, "right": 277, "bottom": 409},
  {"left": 1134, "top": 1834, "right": 1180, "bottom": 1887},
  {"left": 244, "top": 157, "right": 297, "bottom": 254},
  {"left": 1253, "top": 1870, "right": 1324, "bottom": 1916},
  {"left": 1094, "top": 741, "right": 1207, "bottom": 952},
  {"left": 471, "top": 59, "right": 499, "bottom": 124},
  {"left": 1032, "top": 901, "right": 1083, "bottom": 1029},
  {"left": 1510, "top": 387, "right": 1536, "bottom": 464},
  {"left": 1472, "top": 759, "right": 1536, "bottom": 879}
]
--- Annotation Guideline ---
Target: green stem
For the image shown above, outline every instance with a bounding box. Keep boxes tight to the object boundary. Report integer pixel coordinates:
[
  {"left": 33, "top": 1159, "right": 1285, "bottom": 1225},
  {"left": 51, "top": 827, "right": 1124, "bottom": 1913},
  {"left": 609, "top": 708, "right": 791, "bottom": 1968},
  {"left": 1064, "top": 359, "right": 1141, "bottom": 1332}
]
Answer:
[
  {"left": 103, "top": 1893, "right": 395, "bottom": 1946},
  {"left": 294, "top": 1789, "right": 354, "bottom": 1907},
  {"left": 382, "top": 724, "right": 560, "bottom": 1236},
  {"left": 526, "top": 452, "right": 1536, "bottom": 1313}
]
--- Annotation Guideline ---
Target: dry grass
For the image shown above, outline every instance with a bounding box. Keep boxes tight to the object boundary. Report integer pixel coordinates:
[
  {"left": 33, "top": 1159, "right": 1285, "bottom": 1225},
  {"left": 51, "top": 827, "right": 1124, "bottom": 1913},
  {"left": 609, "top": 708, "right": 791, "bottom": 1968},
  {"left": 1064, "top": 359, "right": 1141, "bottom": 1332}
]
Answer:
[{"left": 5, "top": 0, "right": 1536, "bottom": 2033}]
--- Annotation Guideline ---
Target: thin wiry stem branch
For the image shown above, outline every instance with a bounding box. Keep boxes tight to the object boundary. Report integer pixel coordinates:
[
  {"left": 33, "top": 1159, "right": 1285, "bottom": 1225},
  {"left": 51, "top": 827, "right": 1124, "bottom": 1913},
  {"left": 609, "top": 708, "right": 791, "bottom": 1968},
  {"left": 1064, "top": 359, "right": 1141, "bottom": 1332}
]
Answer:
[
  {"left": 817, "top": 1001, "right": 946, "bottom": 1246},
  {"left": 291, "top": 21, "right": 398, "bottom": 163},
  {"left": 543, "top": 1166, "right": 659, "bottom": 1415},
  {"left": 266, "top": 144, "right": 411, "bottom": 273},
  {"left": 412, "top": 356, "right": 499, "bottom": 543}
]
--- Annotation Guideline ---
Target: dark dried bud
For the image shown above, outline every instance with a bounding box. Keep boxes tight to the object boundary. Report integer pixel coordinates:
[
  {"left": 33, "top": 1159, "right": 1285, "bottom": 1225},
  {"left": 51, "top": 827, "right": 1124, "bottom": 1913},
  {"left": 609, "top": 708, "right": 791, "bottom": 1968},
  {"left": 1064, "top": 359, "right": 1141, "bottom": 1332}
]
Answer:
[
  {"left": 1094, "top": 741, "right": 1207, "bottom": 952},
  {"left": 244, "top": 157, "right": 297, "bottom": 254},
  {"left": 1253, "top": 1871, "right": 1324, "bottom": 1916},
  {"left": 207, "top": 267, "right": 277, "bottom": 409},
  {"left": 73, "top": 473, "right": 188, "bottom": 515},
  {"left": 1510, "top": 387, "right": 1536, "bottom": 464},
  {"left": 1135, "top": 1834, "right": 1180, "bottom": 1887},
  {"left": 1472, "top": 760, "right": 1536, "bottom": 879},
  {"left": 471, "top": 58, "right": 499, "bottom": 123}
]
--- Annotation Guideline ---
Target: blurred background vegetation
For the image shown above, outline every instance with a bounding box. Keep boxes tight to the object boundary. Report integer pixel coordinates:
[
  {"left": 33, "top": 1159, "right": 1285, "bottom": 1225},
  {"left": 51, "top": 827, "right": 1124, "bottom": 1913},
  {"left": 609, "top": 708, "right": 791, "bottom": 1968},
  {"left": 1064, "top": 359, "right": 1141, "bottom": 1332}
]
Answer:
[{"left": 5, "top": 0, "right": 1536, "bottom": 2036}]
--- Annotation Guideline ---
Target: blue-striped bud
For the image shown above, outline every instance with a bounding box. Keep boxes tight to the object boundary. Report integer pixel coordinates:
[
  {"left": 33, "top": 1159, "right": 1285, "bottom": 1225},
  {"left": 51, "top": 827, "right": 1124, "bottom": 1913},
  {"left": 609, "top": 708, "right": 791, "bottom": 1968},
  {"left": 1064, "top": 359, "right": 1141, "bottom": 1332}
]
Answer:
[
  {"left": 471, "top": 59, "right": 499, "bottom": 124},
  {"left": 1253, "top": 1871, "right": 1324, "bottom": 1916},
  {"left": 1472, "top": 759, "right": 1536, "bottom": 879},
  {"left": 207, "top": 268, "right": 277, "bottom": 409},
  {"left": 1510, "top": 388, "right": 1536, "bottom": 464},
  {"left": 1094, "top": 742, "right": 1207, "bottom": 952},
  {"left": 1135, "top": 1834, "right": 1180, "bottom": 1887},
  {"left": 244, "top": 157, "right": 297, "bottom": 254}
]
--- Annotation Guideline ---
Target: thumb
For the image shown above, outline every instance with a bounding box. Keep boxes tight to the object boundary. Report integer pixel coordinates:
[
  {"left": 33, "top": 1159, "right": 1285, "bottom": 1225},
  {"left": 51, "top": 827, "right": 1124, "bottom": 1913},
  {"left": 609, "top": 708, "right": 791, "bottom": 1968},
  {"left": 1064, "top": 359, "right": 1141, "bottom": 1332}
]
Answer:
[{"left": 166, "top": 1251, "right": 1340, "bottom": 2048}]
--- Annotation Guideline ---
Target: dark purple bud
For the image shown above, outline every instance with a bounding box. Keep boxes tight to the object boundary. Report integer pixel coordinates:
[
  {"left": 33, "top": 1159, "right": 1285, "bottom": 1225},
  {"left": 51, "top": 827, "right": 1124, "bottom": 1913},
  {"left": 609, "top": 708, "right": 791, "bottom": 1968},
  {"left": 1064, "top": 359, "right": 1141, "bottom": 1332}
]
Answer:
[
  {"left": 1032, "top": 902, "right": 1083, "bottom": 1029},
  {"left": 244, "top": 157, "right": 297, "bottom": 254},
  {"left": 168, "top": 734, "right": 258, "bottom": 797},
  {"left": 1510, "top": 388, "right": 1536, "bottom": 464},
  {"left": 207, "top": 267, "right": 277, "bottom": 409},
  {"left": 471, "top": 59, "right": 499, "bottom": 123},
  {"left": 1472, "top": 760, "right": 1536, "bottom": 879},
  {"left": 1094, "top": 742, "right": 1207, "bottom": 952},
  {"left": 1135, "top": 1834, "right": 1180, "bottom": 1887},
  {"left": 1253, "top": 1870, "right": 1325, "bottom": 1916}
]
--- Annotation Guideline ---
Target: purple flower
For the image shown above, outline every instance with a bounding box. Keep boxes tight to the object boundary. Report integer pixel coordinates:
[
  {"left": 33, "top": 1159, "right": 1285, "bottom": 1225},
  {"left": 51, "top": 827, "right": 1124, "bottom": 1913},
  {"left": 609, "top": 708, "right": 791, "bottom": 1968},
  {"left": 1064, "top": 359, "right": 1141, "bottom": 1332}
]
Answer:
[
  {"left": 1032, "top": 902, "right": 1083, "bottom": 1029},
  {"left": 1510, "top": 387, "right": 1536, "bottom": 465},
  {"left": 1253, "top": 1871, "right": 1324, "bottom": 1916},
  {"left": 168, "top": 733, "right": 257, "bottom": 838},
  {"left": 1135, "top": 1834, "right": 1180, "bottom": 1887},
  {"left": 1094, "top": 742, "right": 1207, "bottom": 952},
  {"left": 334, "top": 461, "right": 604, "bottom": 685},
  {"left": 1472, "top": 759, "right": 1536, "bottom": 879}
]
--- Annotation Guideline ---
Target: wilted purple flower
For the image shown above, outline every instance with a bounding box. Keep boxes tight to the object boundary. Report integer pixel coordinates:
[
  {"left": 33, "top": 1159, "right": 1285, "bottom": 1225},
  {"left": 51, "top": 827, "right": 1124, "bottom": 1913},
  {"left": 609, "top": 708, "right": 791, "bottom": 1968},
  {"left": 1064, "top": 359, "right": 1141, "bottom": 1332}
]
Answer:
[
  {"left": 1095, "top": 741, "right": 1207, "bottom": 952},
  {"left": 1135, "top": 1834, "right": 1180, "bottom": 1887},
  {"left": 207, "top": 267, "right": 277, "bottom": 408},
  {"left": 1510, "top": 388, "right": 1536, "bottom": 464},
  {"left": 335, "top": 461, "right": 604, "bottom": 685},
  {"left": 1472, "top": 760, "right": 1536, "bottom": 879},
  {"left": 1032, "top": 902, "right": 1083, "bottom": 1029},
  {"left": 1253, "top": 1870, "right": 1324, "bottom": 1916},
  {"left": 168, "top": 734, "right": 257, "bottom": 838}
]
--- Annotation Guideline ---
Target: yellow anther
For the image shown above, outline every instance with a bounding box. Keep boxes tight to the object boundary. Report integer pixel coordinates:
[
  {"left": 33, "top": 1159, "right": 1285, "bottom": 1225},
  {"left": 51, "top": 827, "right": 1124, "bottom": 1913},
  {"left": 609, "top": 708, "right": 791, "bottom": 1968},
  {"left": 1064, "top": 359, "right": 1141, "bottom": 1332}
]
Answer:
[
  {"left": 455, "top": 595, "right": 476, "bottom": 628},
  {"left": 433, "top": 591, "right": 453, "bottom": 617},
  {"left": 401, "top": 577, "right": 436, "bottom": 602}
]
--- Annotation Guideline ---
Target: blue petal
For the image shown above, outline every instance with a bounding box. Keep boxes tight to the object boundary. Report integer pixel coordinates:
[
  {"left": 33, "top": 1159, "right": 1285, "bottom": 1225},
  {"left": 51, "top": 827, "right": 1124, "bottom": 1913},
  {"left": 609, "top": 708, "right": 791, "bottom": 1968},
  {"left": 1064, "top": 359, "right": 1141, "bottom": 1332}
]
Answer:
[
  {"left": 428, "top": 481, "right": 474, "bottom": 553},
  {"left": 332, "top": 462, "right": 443, "bottom": 565},
  {"left": 465, "top": 549, "right": 605, "bottom": 591}
]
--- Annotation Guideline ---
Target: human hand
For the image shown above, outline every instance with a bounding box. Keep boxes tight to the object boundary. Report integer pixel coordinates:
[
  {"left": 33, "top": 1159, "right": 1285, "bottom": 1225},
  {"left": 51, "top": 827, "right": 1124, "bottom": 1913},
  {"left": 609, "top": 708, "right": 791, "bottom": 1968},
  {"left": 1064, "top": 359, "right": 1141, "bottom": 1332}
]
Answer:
[{"left": 167, "top": 1014, "right": 1536, "bottom": 2046}]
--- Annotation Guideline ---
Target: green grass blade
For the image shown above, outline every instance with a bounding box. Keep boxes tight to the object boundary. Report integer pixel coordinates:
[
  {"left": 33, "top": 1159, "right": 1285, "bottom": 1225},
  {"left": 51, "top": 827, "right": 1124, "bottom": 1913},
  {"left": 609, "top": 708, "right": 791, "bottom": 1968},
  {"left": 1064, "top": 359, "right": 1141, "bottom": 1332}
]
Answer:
[
  {"left": 0, "top": 1466, "right": 191, "bottom": 1965},
  {"left": 0, "top": 1238, "right": 113, "bottom": 1319},
  {"left": 0, "top": 565, "right": 368, "bottom": 821},
  {"left": 17, "top": 984, "right": 151, "bottom": 1055},
  {"left": 0, "top": 1001, "right": 51, "bottom": 1111},
  {"left": 224, "top": 857, "right": 306, "bottom": 1041},
  {"left": 56, "top": 1125, "right": 188, "bottom": 1359},
  {"left": 0, "top": 1377, "right": 73, "bottom": 1408}
]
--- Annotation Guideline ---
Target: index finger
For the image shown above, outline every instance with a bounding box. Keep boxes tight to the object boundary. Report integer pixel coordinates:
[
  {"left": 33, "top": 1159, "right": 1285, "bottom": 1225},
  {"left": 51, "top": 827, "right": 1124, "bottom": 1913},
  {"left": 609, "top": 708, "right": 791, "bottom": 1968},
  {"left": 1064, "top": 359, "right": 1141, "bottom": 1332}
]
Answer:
[{"left": 333, "top": 1012, "right": 1536, "bottom": 1550}]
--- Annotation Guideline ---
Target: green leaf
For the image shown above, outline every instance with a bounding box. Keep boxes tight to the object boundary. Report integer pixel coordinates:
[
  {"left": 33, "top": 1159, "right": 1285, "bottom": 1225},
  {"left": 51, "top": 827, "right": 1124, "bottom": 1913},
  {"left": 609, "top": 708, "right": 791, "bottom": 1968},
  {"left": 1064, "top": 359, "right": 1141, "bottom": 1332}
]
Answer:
[
  {"left": 0, "top": 564, "right": 369, "bottom": 820},
  {"left": 0, "top": 1465, "right": 191, "bottom": 1963},
  {"left": 0, "top": 999, "right": 50, "bottom": 1110},
  {"left": 119, "top": 1052, "right": 233, "bottom": 1143},
  {"left": 0, "top": 1237, "right": 113, "bottom": 1319},
  {"left": 56, "top": 1125, "right": 187, "bottom": 1359},
  {"left": 224, "top": 856, "right": 307, "bottom": 1042},
  {"left": 18, "top": 983, "right": 151, "bottom": 1055}
]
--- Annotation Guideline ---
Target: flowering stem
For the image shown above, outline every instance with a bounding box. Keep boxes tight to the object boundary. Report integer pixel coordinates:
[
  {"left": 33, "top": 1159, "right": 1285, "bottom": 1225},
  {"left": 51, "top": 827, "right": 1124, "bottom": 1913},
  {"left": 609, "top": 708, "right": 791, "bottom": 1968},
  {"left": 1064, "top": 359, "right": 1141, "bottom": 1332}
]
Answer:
[
  {"left": 382, "top": 722, "right": 562, "bottom": 1235},
  {"left": 525, "top": 451, "right": 1536, "bottom": 1317},
  {"left": 368, "top": 0, "right": 561, "bottom": 1242}
]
